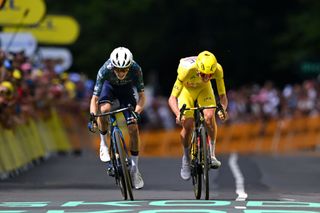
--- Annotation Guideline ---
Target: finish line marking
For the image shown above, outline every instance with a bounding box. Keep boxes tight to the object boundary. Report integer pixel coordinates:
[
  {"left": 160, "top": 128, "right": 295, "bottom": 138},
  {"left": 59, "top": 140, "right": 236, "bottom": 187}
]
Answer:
[{"left": 229, "top": 153, "right": 248, "bottom": 201}]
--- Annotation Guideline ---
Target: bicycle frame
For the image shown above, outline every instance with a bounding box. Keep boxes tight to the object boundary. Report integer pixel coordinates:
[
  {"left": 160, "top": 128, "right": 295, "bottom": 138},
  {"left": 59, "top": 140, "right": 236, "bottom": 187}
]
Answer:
[
  {"left": 94, "top": 106, "right": 135, "bottom": 200},
  {"left": 180, "top": 103, "right": 218, "bottom": 200}
]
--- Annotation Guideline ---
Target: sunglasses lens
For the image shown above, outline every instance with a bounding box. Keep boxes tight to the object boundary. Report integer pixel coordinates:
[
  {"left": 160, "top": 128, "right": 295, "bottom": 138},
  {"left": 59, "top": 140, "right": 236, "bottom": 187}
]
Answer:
[
  {"left": 200, "top": 73, "right": 212, "bottom": 78},
  {"left": 115, "top": 68, "right": 129, "bottom": 73}
]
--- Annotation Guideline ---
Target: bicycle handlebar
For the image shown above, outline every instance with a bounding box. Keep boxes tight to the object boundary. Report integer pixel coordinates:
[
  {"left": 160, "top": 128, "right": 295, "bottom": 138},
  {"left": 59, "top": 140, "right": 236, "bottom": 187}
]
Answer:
[
  {"left": 179, "top": 103, "right": 225, "bottom": 121},
  {"left": 93, "top": 105, "right": 135, "bottom": 118}
]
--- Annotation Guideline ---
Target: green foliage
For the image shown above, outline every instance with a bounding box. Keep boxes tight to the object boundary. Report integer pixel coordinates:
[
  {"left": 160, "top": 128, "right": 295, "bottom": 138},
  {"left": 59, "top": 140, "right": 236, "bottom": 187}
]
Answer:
[
  {"left": 45, "top": 0, "right": 320, "bottom": 92},
  {"left": 274, "top": 1, "right": 320, "bottom": 71}
]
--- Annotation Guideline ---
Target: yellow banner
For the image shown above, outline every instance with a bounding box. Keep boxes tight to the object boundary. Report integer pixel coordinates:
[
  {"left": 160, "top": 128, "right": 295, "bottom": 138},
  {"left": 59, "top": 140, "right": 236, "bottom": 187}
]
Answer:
[
  {"left": 0, "top": 0, "right": 46, "bottom": 26},
  {"left": 3, "top": 15, "right": 80, "bottom": 45}
]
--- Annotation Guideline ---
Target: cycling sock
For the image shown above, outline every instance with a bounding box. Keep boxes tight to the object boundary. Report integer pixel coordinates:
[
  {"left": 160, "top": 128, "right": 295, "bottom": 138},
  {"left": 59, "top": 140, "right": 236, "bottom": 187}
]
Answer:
[
  {"left": 183, "top": 147, "right": 190, "bottom": 159},
  {"left": 100, "top": 134, "right": 107, "bottom": 147},
  {"left": 131, "top": 155, "right": 139, "bottom": 172},
  {"left": 99, "top": 129, "right": 108, "bottom": 135},
  {"left": 210, "top": 140, "right": 216, "bottom": 157}
]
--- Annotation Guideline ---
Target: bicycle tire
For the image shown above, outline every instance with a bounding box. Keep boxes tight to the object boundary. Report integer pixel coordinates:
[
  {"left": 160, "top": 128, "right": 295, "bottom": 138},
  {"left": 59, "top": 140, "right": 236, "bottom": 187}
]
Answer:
[
  {"left": 191, "top": 132, "right": 202, "bottom": 199},
  {"left": 114, "top": 131, "right": 134, "bottom": 200},
  {"left": 200, "top": 126, "right": 210, "bottom": 200},
  {"left": 112, "top": 136, "right": 128, "bottom": 200}
]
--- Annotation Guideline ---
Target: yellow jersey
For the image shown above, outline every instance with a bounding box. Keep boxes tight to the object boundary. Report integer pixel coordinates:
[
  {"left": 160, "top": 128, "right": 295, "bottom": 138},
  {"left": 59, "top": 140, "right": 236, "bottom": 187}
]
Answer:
[{"left": 170, "top": 56, "right": 226, "bottom": 98}]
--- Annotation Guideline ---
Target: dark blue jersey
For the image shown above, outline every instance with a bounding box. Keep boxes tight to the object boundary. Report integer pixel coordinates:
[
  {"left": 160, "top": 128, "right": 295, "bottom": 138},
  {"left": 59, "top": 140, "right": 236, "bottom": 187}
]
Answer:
[{"left": 93, "top": 59, "right": 145, "bottom": 96}]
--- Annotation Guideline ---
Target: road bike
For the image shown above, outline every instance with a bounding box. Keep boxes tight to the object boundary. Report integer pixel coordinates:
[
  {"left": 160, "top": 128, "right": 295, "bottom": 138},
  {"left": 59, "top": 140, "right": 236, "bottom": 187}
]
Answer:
[
  {"left": 90, "top": 106, "right": 137, "bottom": 200},
  {"left": 180, "top": 102, "right": 224, "bottom": 200}
]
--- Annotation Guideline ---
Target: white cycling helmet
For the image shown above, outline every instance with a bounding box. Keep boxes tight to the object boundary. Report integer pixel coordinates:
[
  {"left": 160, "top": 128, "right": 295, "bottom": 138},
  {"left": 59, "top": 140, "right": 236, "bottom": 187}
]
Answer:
[{"left": 110, "top": 47, "right": 133, "bottom": 68}]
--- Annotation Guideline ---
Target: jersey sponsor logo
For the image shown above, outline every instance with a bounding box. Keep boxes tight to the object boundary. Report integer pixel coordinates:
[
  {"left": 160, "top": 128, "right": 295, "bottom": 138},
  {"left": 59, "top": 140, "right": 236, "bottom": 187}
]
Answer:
[
  {"left": 204, "top": 97, "right": 212, "bottom": 102},
  {"left": 173, "top": 85, "right": 181, "bottom": 90},
  {"left": 185, "top": 82, "right": 198, "bottom": 88}
]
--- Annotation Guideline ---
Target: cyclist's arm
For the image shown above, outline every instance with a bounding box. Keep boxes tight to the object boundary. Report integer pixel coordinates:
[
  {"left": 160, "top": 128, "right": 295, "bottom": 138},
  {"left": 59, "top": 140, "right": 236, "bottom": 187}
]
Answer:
[
  {"left": 170, "top": 62, "right": 190, "bottom": 98},
  {"left": 168, "top": 61, "right": 191, "bottom": 119},
  {"left": 135, "top": 91, "right": 145, "bottom": 114},
  {"left": 90, "top": 63, "right": 108, "bottom": 115},
  {"left": 90, "top": 95, "right": 99, "bottom": 115},
  {"left": 132, "top": 63, "right": 145, "bottom": 114},
  {"left": 214, "top": 64, "right": 228, "bottom": 111},
  {"left": 168, "top": 95, "right": 180, "bottom": 118},
  {"left": 168, "top": 76, "right": 184, "bottom": 118},
  {"left": 219, "top": 94, "right": 228, "bottom": 111}
]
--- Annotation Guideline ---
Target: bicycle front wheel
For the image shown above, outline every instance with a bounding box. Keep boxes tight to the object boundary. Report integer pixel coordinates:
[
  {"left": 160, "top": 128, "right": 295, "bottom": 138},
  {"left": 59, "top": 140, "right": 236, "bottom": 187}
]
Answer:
[
  {"left": 200, "top": 126, "right": 210, "bottom": 200},
  {"left": 191, "top": 132, "right": 202, "bottom": 199},
  {"left": 111, "top": 144, "right": 127, "bottom": 200},
  {"left": 114, "top": 131, "right": 134, "bottom": 200}
]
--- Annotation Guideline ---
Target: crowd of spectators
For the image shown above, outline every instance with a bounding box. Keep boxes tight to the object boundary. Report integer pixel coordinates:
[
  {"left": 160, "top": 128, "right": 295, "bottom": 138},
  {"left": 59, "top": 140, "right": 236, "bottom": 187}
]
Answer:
[
  {"left": 141, "top": 78, "right": 320, "bottom": 129},
  {"left": 0, "top": 48, "right": 92, "bottom": 130},
  {"left": 226, "top": 79, "right": 320, "bottom": 123},
  {"left": 1, "top": 47, "right": 320, "bottom": 132}
]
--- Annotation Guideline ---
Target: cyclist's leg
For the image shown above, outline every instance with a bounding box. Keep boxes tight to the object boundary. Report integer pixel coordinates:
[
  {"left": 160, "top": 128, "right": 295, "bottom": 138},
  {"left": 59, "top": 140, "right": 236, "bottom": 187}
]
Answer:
[
  {"left": 178, "top": 87, "right": 196, "bottom": 180},
  {"left": 114, "top": 85, "right": 144, "bottom": 189},
  {"left": 178, "top": 87, "right": 196, "bottom": 158},
  {"left": 198, "top": 84, "right": 221, "bottom": 169},
  {"left": 114, "top": 85, "right": 139, "bottom": 166},
  {"left": 98, "top": 81, "right": 113, "bottom": 166}
]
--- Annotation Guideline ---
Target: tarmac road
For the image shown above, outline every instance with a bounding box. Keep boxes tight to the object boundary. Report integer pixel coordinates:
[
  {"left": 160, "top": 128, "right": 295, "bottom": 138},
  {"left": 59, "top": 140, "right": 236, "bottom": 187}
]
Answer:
[{"left": 1, "top": 150, "right": 320, "bottom": 212}]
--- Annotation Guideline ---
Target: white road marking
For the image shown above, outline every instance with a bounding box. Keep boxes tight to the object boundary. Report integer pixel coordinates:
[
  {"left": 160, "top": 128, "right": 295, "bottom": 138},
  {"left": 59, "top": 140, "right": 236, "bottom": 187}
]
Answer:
[
  {"left": 229, "top": 153, "right": 248, "bottom": 201},
  {"left": 235, "top": 206, "right": 247, "bottom": 209}
]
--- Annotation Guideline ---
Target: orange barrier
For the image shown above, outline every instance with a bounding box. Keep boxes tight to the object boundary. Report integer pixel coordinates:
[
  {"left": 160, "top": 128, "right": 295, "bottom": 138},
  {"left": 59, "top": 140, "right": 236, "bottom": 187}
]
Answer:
[{"left": 91, "top": 115, "right": 320, "bottom": 157}]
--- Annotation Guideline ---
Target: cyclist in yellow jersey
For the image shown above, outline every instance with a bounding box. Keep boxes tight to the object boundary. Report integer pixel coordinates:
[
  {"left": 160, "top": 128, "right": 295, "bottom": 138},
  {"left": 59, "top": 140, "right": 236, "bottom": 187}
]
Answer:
[{"left": 168, "top": 50, "right": 228, "bottom": 180}]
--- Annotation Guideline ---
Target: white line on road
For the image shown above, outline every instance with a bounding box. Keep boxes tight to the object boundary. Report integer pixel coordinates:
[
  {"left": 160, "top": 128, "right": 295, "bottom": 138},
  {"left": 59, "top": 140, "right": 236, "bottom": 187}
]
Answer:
[{"left": 229, "top": 153, "right": 248, "bottom": 201}]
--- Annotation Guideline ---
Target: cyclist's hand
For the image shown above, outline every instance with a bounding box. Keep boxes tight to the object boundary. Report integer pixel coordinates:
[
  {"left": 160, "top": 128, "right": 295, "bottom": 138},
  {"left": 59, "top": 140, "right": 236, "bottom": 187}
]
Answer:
[
  {"left": 176, "top": 113, "right": 185, "bottom": 126},
  {"left": 178, "top": 104, "right": 186, "bottom": 126},
  {"left": 131, "top": 111, "right": 141, "bottom": 123},
  {"left": 217, "top": 109, "right": 228, "bottom": 122},
  {"left": 88, "top": 113, "right": 98, "bottom": 132},
  {"left": 216, "top": 103, "right": 228, "bottom": 122}
]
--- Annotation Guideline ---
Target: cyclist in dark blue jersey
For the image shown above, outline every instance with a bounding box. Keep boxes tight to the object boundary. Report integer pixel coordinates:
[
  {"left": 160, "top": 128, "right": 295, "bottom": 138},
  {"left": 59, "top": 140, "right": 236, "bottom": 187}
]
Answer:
[{"left": 89, "top": 47, "right": 145, "bottom": 189}]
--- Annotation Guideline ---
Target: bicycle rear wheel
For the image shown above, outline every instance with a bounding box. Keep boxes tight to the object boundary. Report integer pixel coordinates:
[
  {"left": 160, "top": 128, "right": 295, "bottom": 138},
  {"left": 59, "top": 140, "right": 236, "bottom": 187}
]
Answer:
[
  {"left": 191, "top": 132, "right": 202, "bottom": 199},
  {"left": 115, "top": 131, "right": 134, "bottom": 200},
  {"left": 200, "top": 127, "right": 210, "bottom": 200}
]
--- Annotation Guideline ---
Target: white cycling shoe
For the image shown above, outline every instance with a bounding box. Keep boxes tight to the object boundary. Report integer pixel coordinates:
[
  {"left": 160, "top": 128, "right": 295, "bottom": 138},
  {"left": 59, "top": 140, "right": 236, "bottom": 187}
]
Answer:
[
  {"left": 180, "top": 155, "right": 191, "bottom": 180},
  {"left": 100, "top": 145, "right": 111, "bottom": 162},
  {"left": 210, "top": 156, "right": 221, "bottom": 169},
  {"left": 131, "top": 168, "right": 144, "bottom": 189}
]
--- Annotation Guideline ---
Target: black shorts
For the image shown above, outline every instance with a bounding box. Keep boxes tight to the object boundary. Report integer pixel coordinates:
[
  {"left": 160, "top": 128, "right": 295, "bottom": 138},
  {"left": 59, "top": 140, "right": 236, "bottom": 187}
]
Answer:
[{"left": 98, "top": 81, "right": 137, "bottom": 124}]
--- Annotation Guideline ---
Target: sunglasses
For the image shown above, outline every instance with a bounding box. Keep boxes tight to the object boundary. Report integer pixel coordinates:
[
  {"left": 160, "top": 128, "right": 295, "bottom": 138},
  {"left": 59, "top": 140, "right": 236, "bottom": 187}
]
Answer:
[
  {"left": 198, "top": 73, "right": 213, "bottom": 79},
  {"left": 115, "top": 68, "right": 129, "bottom": 73}
]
